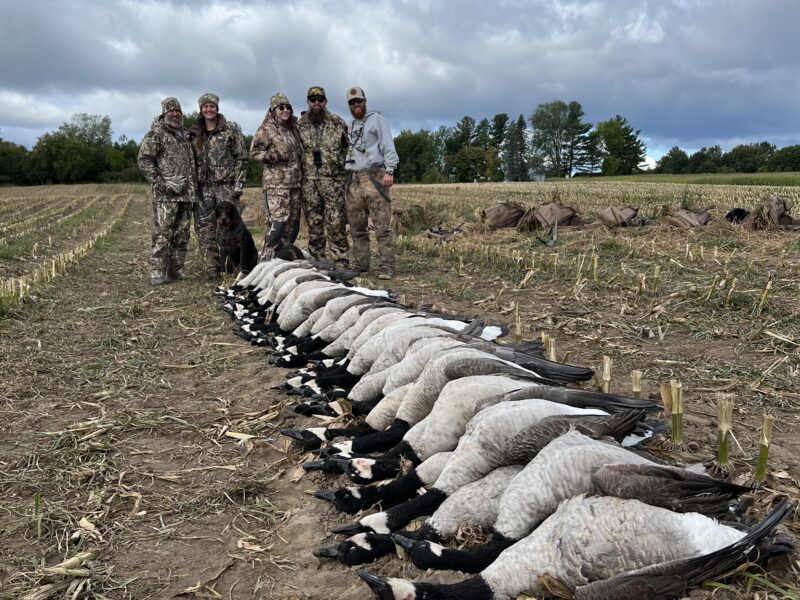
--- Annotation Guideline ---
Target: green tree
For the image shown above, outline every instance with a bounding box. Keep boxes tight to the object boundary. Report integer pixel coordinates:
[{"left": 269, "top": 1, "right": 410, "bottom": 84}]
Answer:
[
  {"left": 768, "top": 144, "right": 800, "bottom": 171},
  {"left": 445, "top": 146, "right": 488, "bottom": 182},
  {"left": 575, "top": 129, "right": 603, "bottom": 175},
  {"left": 688, "top": 145, "right": 723, "bottom": 173},
  {"left": 563, "top": 102, "right": 592, "bottom": 176},
  {"left": 490, "top": 113, "right": 509, "bottom": 148},
  {"left": 444, "top": 116, "right": 476, "bottom": 157},
  {"left": 530, "top": 101, "right": 569, "bottom": 177},
  {"left": 474, "top": 118, "right": 491, "bottom": 150},
  {"left": 502, "top": 115, "right": 529, "bottom": 181},
  {"left": 656, "top": 146, "right": 690, "bottom": 174},
  {"left": 0, "top": 137, "right": 29, "bottom": 185},
  {"left": 243, "top": 134, "right": 262, "bottom": 185},
  {"left": 722, "top": 141, "right": 775, "bottom": 173},
  {"left": 529, "top": 100, "right": 591, "bottom": 177},
  {"left": 394, "top": 129, "right": 438, "bottom": 183},
  {"left": 29, "top": 113, "right": 115, "bottom": 183},
  {"left": 594, "top": 115, "right": 646, "bottom": 175}
]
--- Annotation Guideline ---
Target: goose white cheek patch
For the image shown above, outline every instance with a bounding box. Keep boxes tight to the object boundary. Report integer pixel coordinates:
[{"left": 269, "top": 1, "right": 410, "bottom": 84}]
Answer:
[{"left": 351, "top": 458, "right": 376, "bottom": 479}]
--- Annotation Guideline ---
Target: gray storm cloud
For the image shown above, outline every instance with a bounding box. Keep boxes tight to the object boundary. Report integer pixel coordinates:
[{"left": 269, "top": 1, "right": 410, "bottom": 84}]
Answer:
[{"left": 1, "top": 0, "right": 799, "bottom": 157}]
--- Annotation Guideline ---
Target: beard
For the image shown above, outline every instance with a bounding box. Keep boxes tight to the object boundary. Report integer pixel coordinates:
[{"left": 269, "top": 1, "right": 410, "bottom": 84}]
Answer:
[
  {"left": 309, "top": 106, "right": 326, "bottom": 126},
  {"left": 349, "top": 103, "right": 366, "bottom": 119},
  {"left": 164, "top": 114, "right": 182, "bottom": 129}
]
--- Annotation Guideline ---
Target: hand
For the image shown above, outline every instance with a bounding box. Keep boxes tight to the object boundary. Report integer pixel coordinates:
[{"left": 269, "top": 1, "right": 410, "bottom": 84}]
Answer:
[
  {"left": 233, "top": 183, "right": 244, "bottom": 198},
  {"left": 382, "top": 173, "right": 394, "bottom": 188}
]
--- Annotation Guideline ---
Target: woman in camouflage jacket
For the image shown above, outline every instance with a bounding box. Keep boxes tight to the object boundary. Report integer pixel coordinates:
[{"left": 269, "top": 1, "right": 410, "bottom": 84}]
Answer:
[
  {"left": 191, "top": 92, "right": 249, "bottom": 277},
  {"left": 249, "top": 92, "right": 304, "bottom": 260}
]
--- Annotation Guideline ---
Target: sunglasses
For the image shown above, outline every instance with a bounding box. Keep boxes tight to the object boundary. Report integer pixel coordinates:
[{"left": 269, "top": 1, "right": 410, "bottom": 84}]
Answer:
[
  {"left": 348, "top": 98, "right": 365, "bottom": 106},
  {"left": 308, "top": 96, "right": 326, "bottom": 104},
  {"left": 275, "top": 104, "right": 292, "bottom": 111}
]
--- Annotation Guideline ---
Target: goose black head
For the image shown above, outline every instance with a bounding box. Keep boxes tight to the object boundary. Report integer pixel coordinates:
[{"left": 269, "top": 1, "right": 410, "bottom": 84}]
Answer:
[
  {"left": 313, "top": 486, "right": 367, "bottom": 514},
  {"left": 392, "top": 534, "right": 448, "bottom": 570},
  {"left": 313, "top": 532, "right": 395, "bottom": 566},
  {"left": 279, "top": 427, "right": 325, "bottom": 451},
  {"left": 358, "top": 571, "right": 418, "bottom": 600}
]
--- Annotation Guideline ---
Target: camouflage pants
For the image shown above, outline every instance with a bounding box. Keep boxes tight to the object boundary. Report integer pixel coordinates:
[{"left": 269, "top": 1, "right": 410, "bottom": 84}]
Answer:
[
  {"left": 150, "top": 198, "right": 193, "bottom": 279},
  {"left": 302, "top": 177, "right": 349, "bottom": 268},
  {"left": 194, "top": 183, "right": 241, "bottom": 274},
  {"left": 346, "top": 170, "right": 394, "bottom": 275},
  {"left": 260, "top": 186, "right": 301, "bottom": 261}
]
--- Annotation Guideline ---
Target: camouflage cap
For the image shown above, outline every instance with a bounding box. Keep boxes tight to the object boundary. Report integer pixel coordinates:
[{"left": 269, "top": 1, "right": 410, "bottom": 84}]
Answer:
[
  {"left": 161, "top": 97, "right": 182, "bottom": 114},
  {"left": 269, "top": 92, "right": 291, "bottom": 110},
  {"left": 307, "top": 86, "right": 326, "bottom": 98},
  {"left": 198, "top": 92, "right": 219, "bottom": 108},
  {"left": 346, "top": 86, "right": 365, "bottom": 101}
]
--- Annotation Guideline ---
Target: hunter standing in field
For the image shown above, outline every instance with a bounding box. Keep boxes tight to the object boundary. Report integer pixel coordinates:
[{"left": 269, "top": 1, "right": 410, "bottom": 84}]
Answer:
[
  {"left": 344, "top": 86, "right": 399, "bottom": 279},
  {"left": 249, "top": 93, "right": 304, "bottom": 260},
  {"left": 190, "top": 92, "right": 248, "bottom": 279},
  {"left": 298, "top": 86, "right": 350, "bottom": 269},
  {"left": 138, "top": 97, "right": 198, "bottom": 285}
]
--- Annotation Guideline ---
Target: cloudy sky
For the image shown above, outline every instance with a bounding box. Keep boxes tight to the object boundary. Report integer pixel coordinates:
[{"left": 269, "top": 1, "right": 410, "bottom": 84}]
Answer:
[{"left": 1, "top": 0, "right": 799, "bottom": 162}]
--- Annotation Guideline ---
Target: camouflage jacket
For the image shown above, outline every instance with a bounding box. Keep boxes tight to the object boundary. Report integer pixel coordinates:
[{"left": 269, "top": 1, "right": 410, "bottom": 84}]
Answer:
[
  {"left": 249, "top": 113, "right": 303, "bottom": 189},
  {"left": 137, "top": 116, "right": 198, "bottom": 203},
  {"left": 297, "top": 111, "right": 349, "bottom": 180},
  {"left": 190, "top": 114, "right": 248, "bottom": 188}
]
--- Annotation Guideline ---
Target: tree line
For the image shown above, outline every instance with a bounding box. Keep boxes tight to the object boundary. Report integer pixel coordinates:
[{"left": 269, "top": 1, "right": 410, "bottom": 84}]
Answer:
[
  {"left": 654, "top": 142, "right": 800, "bottom": 174},
  {"left": 394, "top": 101, "right": 648, "bottom": 182},
  {"left": 2, "top": 103, "right": 798, "bottom": 186}
]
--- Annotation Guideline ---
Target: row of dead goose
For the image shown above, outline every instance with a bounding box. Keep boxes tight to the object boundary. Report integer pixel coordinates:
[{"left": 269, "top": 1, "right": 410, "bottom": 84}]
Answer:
[{"left": 217, "top": 259, "right": 793, "bottom": 600}]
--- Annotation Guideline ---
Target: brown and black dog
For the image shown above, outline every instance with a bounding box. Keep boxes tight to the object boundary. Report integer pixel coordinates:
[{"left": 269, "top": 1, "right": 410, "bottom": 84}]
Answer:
[{"left": 216, "top": 201, "right": 258, "bottom": 274}]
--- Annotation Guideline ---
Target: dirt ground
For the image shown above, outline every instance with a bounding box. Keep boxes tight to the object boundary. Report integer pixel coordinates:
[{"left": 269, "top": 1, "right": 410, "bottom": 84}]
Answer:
[{"left": 1, "top": 190, "right": 799, "bottom": 599}]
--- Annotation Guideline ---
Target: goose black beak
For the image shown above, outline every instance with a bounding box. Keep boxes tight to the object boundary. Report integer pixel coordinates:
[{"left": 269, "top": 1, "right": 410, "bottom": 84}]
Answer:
[
  {"left": 391, "top": 533, "right": 416, "bottom": 552},
  {"left": 357, "top": 571, "right": 391, "bottom": 596},
  {"left": 332, "top": 522, "right": 367, "bottom": 535},
  {"left": 313, "top": 489, "right": 337, "bottom": 502},
  {"left": 313, "top": 544, "right": 341, "bottom": 559},
  {"left": 302, "top": 459, "right": 328, "bottom": 471},
  {"left": 327, "top": 456, "right": 352, "bottom": 469}
]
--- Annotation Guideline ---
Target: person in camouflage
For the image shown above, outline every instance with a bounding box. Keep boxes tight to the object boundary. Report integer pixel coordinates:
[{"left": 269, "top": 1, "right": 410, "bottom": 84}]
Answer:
[
  {"left": 190, "top": 92, "right": 248, "bottom": 278},
  {"left": 137, "top": 97, "right": 198, "bottom": 285},
  {"left": 249, "top": 93, "right": 304, "bottom": 260},
  {"left": 344, "top": 86, "right": 399, "bottom": 279},
  {"left": 298, "top": 85, "right": 350, "bottom": 269}
]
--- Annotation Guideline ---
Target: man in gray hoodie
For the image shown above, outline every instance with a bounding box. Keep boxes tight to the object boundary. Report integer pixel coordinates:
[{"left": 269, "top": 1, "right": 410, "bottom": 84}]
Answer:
[{"left": 344, "top": 86, "right": 399, "bottom": 279}]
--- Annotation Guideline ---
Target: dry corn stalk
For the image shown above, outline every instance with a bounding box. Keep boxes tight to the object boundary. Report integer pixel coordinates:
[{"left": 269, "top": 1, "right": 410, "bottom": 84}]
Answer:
[
  {"left": 602, "top": 356, "right": 612, "bottom": 393},
  {"left": 715, "top": 393, "right": 734, "bottom": 472},
  {"left": 754, "top": 414, "right": 774, "bottom": 483},
  {"left": 630, "top": 370, "right": 642, "bottom": 398}
]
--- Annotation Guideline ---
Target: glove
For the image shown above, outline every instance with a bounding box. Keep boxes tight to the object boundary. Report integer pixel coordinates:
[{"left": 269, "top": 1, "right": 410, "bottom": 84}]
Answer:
[
  {"left": 233, "top": 183, "right": 244, "bottom": 198},
  {"left": 164, "top": 175, "right": 187, "bottom": 195},
  {"left": 153, "top": 179, "right": 168, "bottom": 195}
]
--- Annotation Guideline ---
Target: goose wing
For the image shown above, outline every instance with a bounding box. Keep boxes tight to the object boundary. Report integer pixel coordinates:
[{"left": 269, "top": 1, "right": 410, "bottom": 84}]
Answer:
[
  {"left": 591, "top": 464, "right": 755, "bottom": 519},
  {"left": 573, "top": 500, "right": 794, "bottom": 600}
]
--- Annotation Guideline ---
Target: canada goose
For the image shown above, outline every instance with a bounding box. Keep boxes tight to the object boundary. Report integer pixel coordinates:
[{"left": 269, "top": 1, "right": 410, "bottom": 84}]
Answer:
[
  {"left": 360, "top": 497, "right": 792, "bottom": 600},
  {"left": 317, "top": 408, "right": 643, "bottom": 514},
  {"left": 330, "top": 412, "right": 644, "bottom": 536},
  {"left": 315, "top": 341, "right": 597, "bottom": 459},
  {"left": 381, "top": 379, "right": 657, "bottom": 469},
  {"left": 315, "top": 465, "right": 524, "bottom": 566},
  {"left": 324, "top": 374, "right": 536, "bottom": 459},
  {"left": 314, "top": 451, "right": 453, "bottom": 514},
  {"left": 394, "top": 431, "right": 749, "bottom": 573}
]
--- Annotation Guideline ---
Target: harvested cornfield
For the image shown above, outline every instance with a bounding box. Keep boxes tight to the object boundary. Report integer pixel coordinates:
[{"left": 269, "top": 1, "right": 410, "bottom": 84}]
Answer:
[{"left": 0, "top": 182, "right": 798, "bottom": 599}]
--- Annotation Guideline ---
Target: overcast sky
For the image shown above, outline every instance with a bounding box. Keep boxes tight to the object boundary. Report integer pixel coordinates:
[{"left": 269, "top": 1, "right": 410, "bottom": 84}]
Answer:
[{"left": 1, "top": 0, "right": 799, "bottom": 162}]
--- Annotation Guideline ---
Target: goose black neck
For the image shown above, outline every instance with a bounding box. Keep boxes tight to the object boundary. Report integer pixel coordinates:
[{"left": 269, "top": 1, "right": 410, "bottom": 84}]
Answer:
[
  {"left": 350, "top": 420, "right": 410, "bottom": 454},
  {"left": 412, "top": 576, "right": 492, "bottom": 600},
  {"left": 385, "top": 488, "right": 447, "bottom": 531}
]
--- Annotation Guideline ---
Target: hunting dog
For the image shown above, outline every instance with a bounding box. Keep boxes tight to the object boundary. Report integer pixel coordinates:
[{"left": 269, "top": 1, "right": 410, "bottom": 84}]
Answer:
[{"left": 216, "top": 201, "right": 258, "bottom": 274}]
